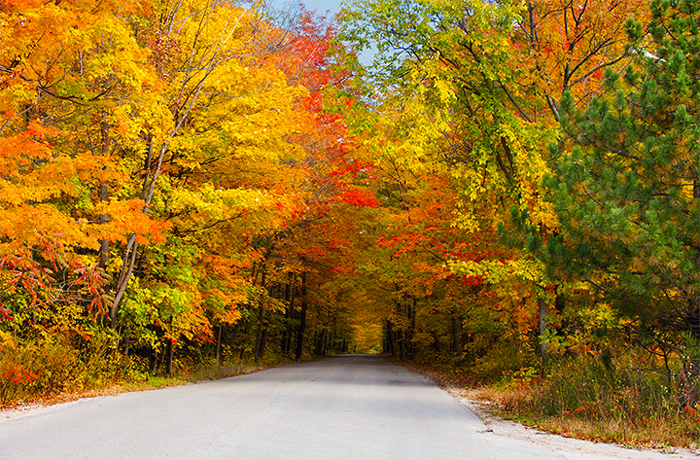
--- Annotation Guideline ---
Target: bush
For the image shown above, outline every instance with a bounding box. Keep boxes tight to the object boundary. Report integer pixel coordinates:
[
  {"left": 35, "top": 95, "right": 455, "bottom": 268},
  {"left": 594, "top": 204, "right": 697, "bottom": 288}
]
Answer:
[{"left": 0, "top": 330, "right": 125, "bottom": 407}]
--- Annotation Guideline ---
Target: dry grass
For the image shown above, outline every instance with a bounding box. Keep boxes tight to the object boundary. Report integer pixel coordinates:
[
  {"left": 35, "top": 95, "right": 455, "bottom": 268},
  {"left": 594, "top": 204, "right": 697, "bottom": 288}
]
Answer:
[
  {"left": 463, "top": 385, "right": 698, "bottom": 450},
  {"left": 406, "top": 358, "right": 700, "bottom": 451},
  {"left": 1, "top": 347, "right": 296, "bottom": 411}
]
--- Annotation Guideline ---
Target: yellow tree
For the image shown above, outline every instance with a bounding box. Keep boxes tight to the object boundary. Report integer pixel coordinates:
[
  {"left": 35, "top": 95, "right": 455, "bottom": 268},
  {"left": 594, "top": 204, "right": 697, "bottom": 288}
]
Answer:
[
  {"left": 107, "top": 0, "right": 317, "bottom": 368},
  {"left": 0, "top": 0, "right": 166, "bottom": 327}
]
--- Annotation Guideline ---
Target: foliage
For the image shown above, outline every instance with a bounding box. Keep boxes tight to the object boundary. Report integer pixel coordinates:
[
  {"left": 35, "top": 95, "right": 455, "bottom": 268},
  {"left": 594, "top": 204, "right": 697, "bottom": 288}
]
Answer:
[
  {"left": 546, "top": 0, "right": 700, "bottom": 362},
  {"left": 0, "top": 0, "right": 377, "bottom": 406}
]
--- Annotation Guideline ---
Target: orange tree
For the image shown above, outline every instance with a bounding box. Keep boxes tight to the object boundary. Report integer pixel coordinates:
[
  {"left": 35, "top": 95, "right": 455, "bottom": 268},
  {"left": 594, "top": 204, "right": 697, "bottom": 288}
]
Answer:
[{"left": 0, "top": 0, "right": 379, "bottom": 384}]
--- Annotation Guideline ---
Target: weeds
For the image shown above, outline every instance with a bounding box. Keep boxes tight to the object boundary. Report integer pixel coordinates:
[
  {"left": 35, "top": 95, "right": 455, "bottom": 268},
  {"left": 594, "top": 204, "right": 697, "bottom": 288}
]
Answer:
[
  {"left": 407, "top": 339, "right": 700, "bottom": 450},
  {"left": 467, "top": 350, "right": 700, "bottom": 449},
  {"left": 0, "top": 330, "right": 307, "bottom": 409},
  {"left": 0, "top": 331, "right": 124, "bottom": 406}
]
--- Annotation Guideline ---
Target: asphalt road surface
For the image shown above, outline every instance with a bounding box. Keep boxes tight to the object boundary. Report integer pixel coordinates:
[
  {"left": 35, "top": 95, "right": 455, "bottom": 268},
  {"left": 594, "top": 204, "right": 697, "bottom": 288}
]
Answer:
[{"left": 0, "top": 355, "right": 692, "bottom": 459}]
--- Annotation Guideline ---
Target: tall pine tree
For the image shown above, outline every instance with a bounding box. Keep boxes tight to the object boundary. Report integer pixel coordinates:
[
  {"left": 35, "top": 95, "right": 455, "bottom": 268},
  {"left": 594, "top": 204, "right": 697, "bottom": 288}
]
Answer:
[{"left": 548, "top": 0, "right": 700, "bottom": 347}]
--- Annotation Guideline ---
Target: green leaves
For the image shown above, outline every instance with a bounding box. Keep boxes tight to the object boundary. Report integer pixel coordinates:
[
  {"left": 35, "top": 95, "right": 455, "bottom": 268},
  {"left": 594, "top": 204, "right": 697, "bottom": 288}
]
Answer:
[{"left": 548, "top": 0, "right": 700, "bottom": 335}]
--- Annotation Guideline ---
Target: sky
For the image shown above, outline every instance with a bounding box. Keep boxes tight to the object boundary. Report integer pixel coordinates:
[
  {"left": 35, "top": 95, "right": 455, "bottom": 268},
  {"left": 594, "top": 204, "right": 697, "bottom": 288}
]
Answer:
[
  {"left": 273, "top": 0, "right": 377, "bottom": 65},
  {"left": 274, "top": 0, "right": 345, "bottom": 18}
]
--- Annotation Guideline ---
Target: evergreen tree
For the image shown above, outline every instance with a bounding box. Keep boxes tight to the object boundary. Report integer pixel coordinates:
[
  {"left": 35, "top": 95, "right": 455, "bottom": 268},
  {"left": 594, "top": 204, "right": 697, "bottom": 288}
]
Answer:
[{"left": 548, "top": 0, "right": 700, "bottom": 342}]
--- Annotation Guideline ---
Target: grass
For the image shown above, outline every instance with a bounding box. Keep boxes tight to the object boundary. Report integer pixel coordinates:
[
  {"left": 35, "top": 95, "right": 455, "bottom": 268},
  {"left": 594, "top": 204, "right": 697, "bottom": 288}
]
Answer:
[
  {"left": 1, "top": 362, "right": 249, "bottom": 412},
  {"left": 0, "top": 331, "right": 311, "bottom": 411},
  {"left": 406, "top": 351, "right": 700, "bottom": 452}
]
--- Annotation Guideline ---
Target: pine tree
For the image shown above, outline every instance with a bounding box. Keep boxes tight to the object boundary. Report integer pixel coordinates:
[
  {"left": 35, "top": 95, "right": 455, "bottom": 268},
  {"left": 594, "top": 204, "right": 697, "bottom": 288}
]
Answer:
[{"left": 548, "top": 0, "right": 700, "bottom": 343}]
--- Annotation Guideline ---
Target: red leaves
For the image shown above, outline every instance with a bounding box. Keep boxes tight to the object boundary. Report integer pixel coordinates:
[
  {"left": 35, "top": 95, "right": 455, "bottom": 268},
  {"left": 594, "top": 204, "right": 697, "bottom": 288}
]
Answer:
[
  {"left": 0, "top": 244, "right": 108, "bottom": 322},
  {"left": 72, "top": 264, "right": 109, "bottom": 318},
  {"left": 335, "top": 187, "right": 380, "bottom": 208},
  {"left": 330, "top": 158, "right": 375, "bottom": 178},
  {"left": 0, "top": 304, "right": 14, "bottom": 321},
  {"left": 460, "top": 275, "right": 485, "bottom": 287},
  {"left": 2, "top": 364, "right": 37, "bottom": 385}
]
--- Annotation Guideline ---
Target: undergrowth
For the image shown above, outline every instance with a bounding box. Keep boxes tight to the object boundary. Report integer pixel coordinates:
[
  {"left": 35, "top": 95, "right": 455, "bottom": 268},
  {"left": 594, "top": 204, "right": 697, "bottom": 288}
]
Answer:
[
  {"left": 495, "top": 351, "right": 700, "bottom": 450},
  {"left": 409, "top": 348, "right": 700, "bottom": 451},
  {"left": 0, "top": 330, "right": 300, "bottom": 409}
]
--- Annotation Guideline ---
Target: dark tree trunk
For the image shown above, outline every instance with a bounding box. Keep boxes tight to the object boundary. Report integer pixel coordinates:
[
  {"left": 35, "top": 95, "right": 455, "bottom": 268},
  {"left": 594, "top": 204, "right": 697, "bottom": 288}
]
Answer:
[
  {"left": 165, "top": 340, "right": 174, "bottom": 375},
  {"left": 392, "top": 327, "right": 400, "bottom": 359},
  {"left": 295, "top": 272, "right": 307, "bottom": 360},
  {"left": 150, "top": 347, "right": 158, "bottom": 373},
  {"left": 451, "top": 312, "right": 463, "bottom": 355},
  {"left": 432, "top": 331, "right": 441, "bottom": 353},
  {"left": 384, "top": 321, "right": 394, "bottom": 355},
  {"left": 258, "top": 328, "right": 268, "bottom": 362},
  {"left": 281, "top": 275, "right": 295, "bottom": 355},
  {"left": 228, "top": 321, "right": 240, "bottom": 358},
  {"left": 215, "top": 324, "right": 223, "bottom": 364},
  {"left": 98, "top": 110, "right": 110, "bottom": 270},
  {"left": 254, "top": 267, "right": 267, "bottom": 364},
  {"left": 315, "top": 329, "right": 326, "bottom": 356}
]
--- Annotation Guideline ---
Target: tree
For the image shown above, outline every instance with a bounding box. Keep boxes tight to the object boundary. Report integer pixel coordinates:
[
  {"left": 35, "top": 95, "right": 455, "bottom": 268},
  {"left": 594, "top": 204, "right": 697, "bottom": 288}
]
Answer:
[
  {"left": 548, "top": 0, "right": 700, "bottom": 356},
  {"left": 0, "top": 0, "right": 165, "bottom": 325},
  {"left": 339, "top": 0, "right": 649, "bottom": 365}
]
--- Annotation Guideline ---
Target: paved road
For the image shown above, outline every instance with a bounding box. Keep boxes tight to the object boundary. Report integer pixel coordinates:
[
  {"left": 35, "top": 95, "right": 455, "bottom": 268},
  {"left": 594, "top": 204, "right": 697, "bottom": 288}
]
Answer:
[{"left": 0, "top": 355, "right": 689, "bottom": 459}]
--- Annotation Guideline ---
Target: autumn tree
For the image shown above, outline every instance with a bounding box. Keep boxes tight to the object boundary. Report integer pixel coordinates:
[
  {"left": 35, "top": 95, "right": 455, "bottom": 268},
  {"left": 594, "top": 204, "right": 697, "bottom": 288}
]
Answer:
[
  {"left": 338, "top": 0, "right": 650, "bottom": 366},
  {"left": 0, "top": 0, "right": 165, "bottom": 330},
  {"left": 0, "top": 0, "right": 375, "bottom": 379}
]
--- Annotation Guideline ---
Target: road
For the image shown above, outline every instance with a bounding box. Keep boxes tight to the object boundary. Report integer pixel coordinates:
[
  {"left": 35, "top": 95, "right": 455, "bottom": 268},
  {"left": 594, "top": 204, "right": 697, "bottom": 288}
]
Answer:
[{"left": 0, "top": 355, "right": 693, "bottom": 459}]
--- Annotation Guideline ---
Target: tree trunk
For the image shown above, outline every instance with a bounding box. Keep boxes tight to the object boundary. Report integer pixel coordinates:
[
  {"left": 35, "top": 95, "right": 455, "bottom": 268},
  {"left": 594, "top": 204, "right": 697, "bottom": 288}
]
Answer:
[
  {"left": 98, "top": 180, "right": 109, "bottom": 268},
  {"left": 258, "top": 328, "right": 268, "bottom": 362},
  {"left": 254, "top": 265, "right": 268, "bottom": 364},
  {"left": 150, "top": 347, "right": 158, "bottom": 373},
  {"left": 539, "top": 297, "right": 549, "bottom": 366},
  {"left": 228, "top": 321, "right": 240, "bottom": 359},
  {"left": 409, "top": 298, "right": 416, "bottom": 360},
  {"left": 392, "top": 327, "right": 400, "bottom": 358},
  {"left": 98, "top": 110, "right": 110, "bottom": 270},
  {"left": 122, "top": 335, "right": 130, "bottom": 358},
  {"left": 432, "top": 331, "right": 441, "bottom": 353},
  {"left": 281, "top": 275, "right": 295, "bottom": 355},
  {"left": 215, "top": 324, "right": 223, "bottom": 364},
  {"left": 315, "top": 329, "right": 326, "bottom": 356},
  {"left": 110, "top": 136, "right": 157, "bottom": 329},
  {"left": 451, "top": 313, "right": 463, "bottom": 355},
  {"left": 384, "top": 321, "right": 394, "bottom": 355},
  {"left": 165, "top": 340, "right": 174, "bottom": 375},
  {"left": 295, "top": 272, "right": 307, "bottom": 360},
  {"left": 254, "top": 316, "right": 263, "bottom": 363}
]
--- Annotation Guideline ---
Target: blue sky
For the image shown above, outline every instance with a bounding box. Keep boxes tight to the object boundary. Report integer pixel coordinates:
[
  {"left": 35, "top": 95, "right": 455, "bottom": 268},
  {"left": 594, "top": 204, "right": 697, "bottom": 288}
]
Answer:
[
  {"left": 272, "top": 0, "right": 343, "bottom": 16},
  {"left": 300, "top": 0, "right": 344, "bottom": 15},
  {"left": 273, "top": 0, "right": 346, "bottom": 19},
  {"left": 272, "top": 0, "right": 376, "bottom": 65}
]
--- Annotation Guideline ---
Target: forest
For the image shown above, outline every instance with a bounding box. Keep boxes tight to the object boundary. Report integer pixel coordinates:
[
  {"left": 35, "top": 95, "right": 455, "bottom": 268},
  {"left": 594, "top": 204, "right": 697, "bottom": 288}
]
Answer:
[{"left": 1, "top": 0, "right": 700, "bottom": 448}]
